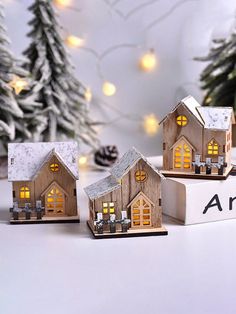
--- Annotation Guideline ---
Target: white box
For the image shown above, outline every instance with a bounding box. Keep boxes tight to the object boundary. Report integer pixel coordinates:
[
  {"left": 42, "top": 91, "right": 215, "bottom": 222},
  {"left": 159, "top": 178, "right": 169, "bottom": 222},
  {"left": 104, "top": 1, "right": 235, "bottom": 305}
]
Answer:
[{"left": 162, "top": 176, "right": 236, "bottom": 225}]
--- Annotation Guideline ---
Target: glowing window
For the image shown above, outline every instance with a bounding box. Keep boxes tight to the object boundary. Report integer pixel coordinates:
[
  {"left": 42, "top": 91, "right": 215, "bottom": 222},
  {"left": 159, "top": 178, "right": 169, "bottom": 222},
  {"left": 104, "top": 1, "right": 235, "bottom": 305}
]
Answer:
[
  {"left": 208, "top": 140, "right": 219, "bottom": 155},
  {"left": 176, "top": 115, "right": 187, "bottom": 126},
  {"left": 102, "top": 202, "right": 115, "bottom": 214},
  {"left": 20, "top": 187, "right": 30, "bottom": 199},
  {"left": 135, "top": 170, "right": 147, "bottom": 182},
  {"left": 50, "top": 163, "right": 59, "bottom": 172}
]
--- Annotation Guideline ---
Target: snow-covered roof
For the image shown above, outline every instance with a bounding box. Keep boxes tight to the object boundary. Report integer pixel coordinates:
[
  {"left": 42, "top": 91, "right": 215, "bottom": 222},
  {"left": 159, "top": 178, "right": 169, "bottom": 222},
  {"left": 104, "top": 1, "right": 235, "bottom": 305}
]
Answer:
[
  {"left": 110, "top": 147, "right": 164, "bottom": 180},
  {"left": 85, "top": 147, "right": 164, "bottom": 200},
  {"left": 84, "top": 175, "right": 120, "bottom": 200},
  {"left": 197, "top": 107, "right": 234, "bottom": 130},
  {"left": 8, "top": 142, "right": 79, "bottom": 181},
  {"left": 160, "top": 95, "right": 234, "bottom": 130}
]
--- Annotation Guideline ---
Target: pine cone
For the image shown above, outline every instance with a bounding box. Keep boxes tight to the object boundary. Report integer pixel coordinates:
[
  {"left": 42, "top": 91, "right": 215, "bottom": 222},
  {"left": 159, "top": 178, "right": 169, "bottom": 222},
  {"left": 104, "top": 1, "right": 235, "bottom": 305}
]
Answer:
[{"left": 94, "top": 145, "right": 119, "bottom": 167}]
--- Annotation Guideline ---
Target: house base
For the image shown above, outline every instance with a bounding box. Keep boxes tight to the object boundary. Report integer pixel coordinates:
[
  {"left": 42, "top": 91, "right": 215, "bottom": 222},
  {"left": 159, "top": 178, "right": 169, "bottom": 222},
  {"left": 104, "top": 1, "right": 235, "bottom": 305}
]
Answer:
[
  {"left": 87, "top": 220, "right": 168, "bottom": 239},
  {"left": 161, "top": 165, "right": 233, "bottom": 180},
  {"left": 10, "top": 215, "right": 80, "bottom": 224}
]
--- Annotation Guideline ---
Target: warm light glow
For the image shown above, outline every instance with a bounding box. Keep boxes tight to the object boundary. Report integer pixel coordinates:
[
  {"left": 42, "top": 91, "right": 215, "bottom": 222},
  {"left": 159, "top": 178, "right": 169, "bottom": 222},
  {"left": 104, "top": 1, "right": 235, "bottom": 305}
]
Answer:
[
  {"left": 84, "top": 88, "right": 92, "bottom": 102},
  {"left": 54, "top": 0, "right": 71, "bottom": 7},
  {"left": 143, "top": 114, "right": 159, "bottom": 136},
  {"left": 176, "top": 115, "right": 187, "bottom": 126},
  {"left": 205, "top": 96, "right": 212, "bottom": 104},
  {"left": 102, "top": 81, "right": 116, "bottom": 96},
  {"left": 66, "top": 35, "right": 84, "bottom": 48},
  {"left": 79, "top": 155, "right": 88, "bottom": 166},
  {"left": 139, "top": 50, "right": 157, "bottom": 72},
  {"left": 208, "top": 139, "right": 219, "bottom": 155},
  {"left": 9, "top": 76, "right": 28, "bottom": 95},
  {"left": 20, "top": 187, "right": 30, "bottom": 199}
]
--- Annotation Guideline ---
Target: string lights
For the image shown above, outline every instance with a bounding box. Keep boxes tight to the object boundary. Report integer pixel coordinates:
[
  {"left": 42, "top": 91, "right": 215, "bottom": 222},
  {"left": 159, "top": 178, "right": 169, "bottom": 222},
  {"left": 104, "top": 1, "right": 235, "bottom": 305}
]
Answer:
[
  {"left": 5, "top": 0, "right": 197, "bottom": 165},
  {"left": 84, "top": 87, "right": 93, "bottom": 102},
  {"left": 139, "top": 49, "right": 157, "bottom": 72},
  {"left": 9, "top": 75, "right": 29, "bottom": 95},
  {"left": 65, "top": 35, "right": 84, "bottom": 48},
  {"left": 54, "top": 0, "right": 71, "bottom": 8},
  {"left": 102, "top": 81, "right": 116, "bottom": 96},
  {"left": 143, "top": 114, "right": 159, "bottom": 136},
  {"left": 78, "top": 155, "right": 89, "bottom": 167}
]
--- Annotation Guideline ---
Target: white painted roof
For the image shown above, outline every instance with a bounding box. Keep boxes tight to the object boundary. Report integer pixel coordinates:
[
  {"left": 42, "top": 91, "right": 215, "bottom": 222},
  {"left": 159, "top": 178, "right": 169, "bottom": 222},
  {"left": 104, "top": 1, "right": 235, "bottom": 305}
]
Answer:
[
  {"left": 110, "top": 147, "right": 164, "bottom": 180},
  {"left": 8, "top": 142, "right": 79, "bottom": 181},
  {"left": 160, "top": 95, "right": 234, "bottom": 130},
  {"left": 197, "top": 107, "right": 233, "bottom": 130},
  {"left": 84, "top": 147, "right": 164, "bottom": 200},
  {"left": 84, "top": 175, "right": 120, "bottom": 200}
]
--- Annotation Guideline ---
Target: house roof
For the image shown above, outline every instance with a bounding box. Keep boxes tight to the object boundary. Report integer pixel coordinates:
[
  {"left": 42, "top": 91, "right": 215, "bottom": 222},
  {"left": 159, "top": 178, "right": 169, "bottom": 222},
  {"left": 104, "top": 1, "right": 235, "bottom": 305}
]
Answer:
[
  {"left": 8, "top": 142, "right": 79, "bottom": 181},
  {"left": 84, "top": 175, "right": 120, "bottom": 200},
  {"left": 109, "top": 147, "right": 164, "bottom": 180},
  {"left": 160, "top": 95, "right": 234, "bottom": 130},
  {"left": 197, "top": 106, "right": 234, "bottom": 130},
  {"left": 84, "top": 147, "right": 164, "bottom": 200}
]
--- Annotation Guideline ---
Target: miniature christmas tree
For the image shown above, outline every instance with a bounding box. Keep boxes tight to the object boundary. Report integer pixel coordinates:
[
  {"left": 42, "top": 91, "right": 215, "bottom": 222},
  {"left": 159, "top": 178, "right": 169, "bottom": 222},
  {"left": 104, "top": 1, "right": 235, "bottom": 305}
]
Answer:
[
  {"left": 22, "top": 0, "right": 99, "bottom": 148},
  {"left": 0, "top": 3, "right": 30, "bottom": 151},
  {"left": 196, "top": 25, "right": 236, "bottom": 110}
]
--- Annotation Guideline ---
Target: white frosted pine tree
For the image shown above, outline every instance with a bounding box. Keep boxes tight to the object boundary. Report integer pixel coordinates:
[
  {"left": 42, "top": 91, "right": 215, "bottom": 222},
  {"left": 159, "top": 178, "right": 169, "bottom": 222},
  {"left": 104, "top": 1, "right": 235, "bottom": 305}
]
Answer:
[
  {"left": 22, "top": 0, "right": 99, "bottom": 148},
  {"left": 0, "top": 2, "right": 30, "bottom": 151}
]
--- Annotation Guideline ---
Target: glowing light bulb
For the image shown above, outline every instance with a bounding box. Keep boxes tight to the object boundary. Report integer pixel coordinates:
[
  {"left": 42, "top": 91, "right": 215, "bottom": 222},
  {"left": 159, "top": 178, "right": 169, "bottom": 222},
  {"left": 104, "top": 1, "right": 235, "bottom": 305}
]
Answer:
[
  {"left": 54, "top": 0, "right": 71, "bottom": 7},
  {"left": 84, "top": 88, "right": 92, "bottom": 102},
  {"left": 139, "top": 50, "right": 157, "bottom": 72},
  {"left": 79, "top": 155, "right": 88, "bottom": 167},
  {"left": 205, "top": 96, "right": 212, "bottom": 104},
  {"left": 66, "top": 35, "right": 84, "bottom": 48},
  {"left": 102, "top": 81, "right": 116, "bottom": 96},
  {"left": 9, "top": 76, "right": 29, "bottom": 95},
  {"left": 143, "top": 114, "right": 159, "bottom": 136}
]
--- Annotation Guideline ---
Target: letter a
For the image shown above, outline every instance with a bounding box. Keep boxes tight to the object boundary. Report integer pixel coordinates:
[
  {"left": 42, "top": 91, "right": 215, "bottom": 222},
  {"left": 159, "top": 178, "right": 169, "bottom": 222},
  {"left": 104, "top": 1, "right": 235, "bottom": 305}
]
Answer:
[{"left": 203, "top": 194, "right": 223, "bottom": 214}]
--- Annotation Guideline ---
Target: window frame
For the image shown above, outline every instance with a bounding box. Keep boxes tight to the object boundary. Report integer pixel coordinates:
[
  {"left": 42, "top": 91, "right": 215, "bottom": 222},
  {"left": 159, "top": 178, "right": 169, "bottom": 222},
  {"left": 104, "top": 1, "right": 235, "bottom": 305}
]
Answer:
[
  {"left": 135, "top": 170, "right": 147, "bottom": 183},
  {"left": 19, "top": 186, "right": 30, "bottom": 199},
  {"left": 49, "top": 163, "right": 60, "bottom": 172},
  {"left": 207, "top": 139, "right": 219, "bottom": 156},
  {"left": 176, "top": 115, "right": 188, "bottom": 127},
  {"left": 102, "top": 202, "right": 116, "bottom": 215}
]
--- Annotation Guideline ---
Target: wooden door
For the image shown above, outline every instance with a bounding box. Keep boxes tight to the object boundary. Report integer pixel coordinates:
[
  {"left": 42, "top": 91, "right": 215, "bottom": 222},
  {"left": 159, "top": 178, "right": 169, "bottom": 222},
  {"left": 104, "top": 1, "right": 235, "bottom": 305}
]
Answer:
[
  {"left": 45, "top": 185, "right": 65, "bottom": 216},
  {"left": 173, "top": 139, "right": 192, "bottom": 170},
  {"left": 131, "top": 194, "right": 152, "bottom": 228}
]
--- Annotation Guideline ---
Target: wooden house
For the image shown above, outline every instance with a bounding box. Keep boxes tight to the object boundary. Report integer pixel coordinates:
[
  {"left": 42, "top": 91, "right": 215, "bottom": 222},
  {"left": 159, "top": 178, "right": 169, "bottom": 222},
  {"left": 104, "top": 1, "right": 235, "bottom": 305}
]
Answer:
[
  {"left": 84, "top": 147, "right": 168, "bottom": 238},
  {"left": 8, "top": 142, "right": 79, "bottom": 224},
  {"left": 160, "top": 95, "right": 235, "bottom": 179}
]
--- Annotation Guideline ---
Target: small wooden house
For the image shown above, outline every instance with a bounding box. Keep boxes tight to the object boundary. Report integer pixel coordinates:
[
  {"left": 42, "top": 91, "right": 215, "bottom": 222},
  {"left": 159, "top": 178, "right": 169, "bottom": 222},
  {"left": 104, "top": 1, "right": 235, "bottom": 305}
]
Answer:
[
  {"left": 8, "top": 142, "right": 79, "bottom": 223},
  {"left": 85, "top": 147, "right": 167, "bottom": 238},
  {"left": 160, "top": 96, "right": 235, "bottom": 179}
]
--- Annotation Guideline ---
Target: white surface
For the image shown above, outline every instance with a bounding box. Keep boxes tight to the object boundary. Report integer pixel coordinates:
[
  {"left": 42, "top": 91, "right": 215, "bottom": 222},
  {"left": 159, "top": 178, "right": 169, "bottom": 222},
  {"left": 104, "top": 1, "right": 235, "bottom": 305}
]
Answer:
[
  {"left": 162, "top": 176, "right": 236, "bottom": 224},
  {"left": 4, "top": 0, "right": 236, "bottom": 155},
  {"left": 2, "top": 169, "right": 236, "bottom": 314}
]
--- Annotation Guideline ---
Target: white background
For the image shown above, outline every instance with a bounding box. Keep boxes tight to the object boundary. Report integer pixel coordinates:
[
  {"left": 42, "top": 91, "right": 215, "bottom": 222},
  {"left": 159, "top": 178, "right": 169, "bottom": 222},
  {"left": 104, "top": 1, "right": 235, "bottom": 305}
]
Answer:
[{"left": 4, "top": 0, "right": 236, "bottom": 155}]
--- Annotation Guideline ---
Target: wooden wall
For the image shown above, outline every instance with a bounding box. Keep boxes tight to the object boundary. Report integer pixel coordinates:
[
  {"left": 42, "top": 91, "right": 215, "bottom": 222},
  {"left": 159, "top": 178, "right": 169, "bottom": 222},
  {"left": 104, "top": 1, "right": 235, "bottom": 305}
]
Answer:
[{"left": 12, "top": 154, "right": 77, "bottom": 217}]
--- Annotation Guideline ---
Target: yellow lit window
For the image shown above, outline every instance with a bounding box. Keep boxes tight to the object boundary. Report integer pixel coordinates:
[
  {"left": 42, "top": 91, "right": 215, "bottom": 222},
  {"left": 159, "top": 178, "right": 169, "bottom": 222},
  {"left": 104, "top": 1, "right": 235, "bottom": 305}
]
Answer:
[
  {"left": 176, "top": 115, "right": 187, "bottom": 126},
  {"left": 102, "top": 202, "right": 115, "bottom": 214},
  {"left": 208, "top": 140, "right": 219, "bottom": 155},
  {"left": 50, "top": 163, "right": 59, "bottom": 172},
  {"left": 20, "top": 186, "right": 30, "bottom": 199},
  {"left": 135, "top": 170, "right": 147, "bottom": 182}
]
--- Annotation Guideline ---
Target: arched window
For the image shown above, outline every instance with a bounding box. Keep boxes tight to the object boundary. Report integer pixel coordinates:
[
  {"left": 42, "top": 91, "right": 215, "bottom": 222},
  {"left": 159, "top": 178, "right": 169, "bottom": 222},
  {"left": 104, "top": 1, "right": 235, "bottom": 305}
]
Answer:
[
  {"left": 20, "top": 187, "right": 30, "bottom": 199},
  {"left": 176, "top": 115, "right": 187, "bottom": 126},
  {"left": 208, "top": 139, "right": 219, "bottom": 155},
  {"left": 135, "top": 170, "right": 147, "bottom": 182},
  {"left": 50, "top": 163, "right": 59, "bottom": 172}
]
